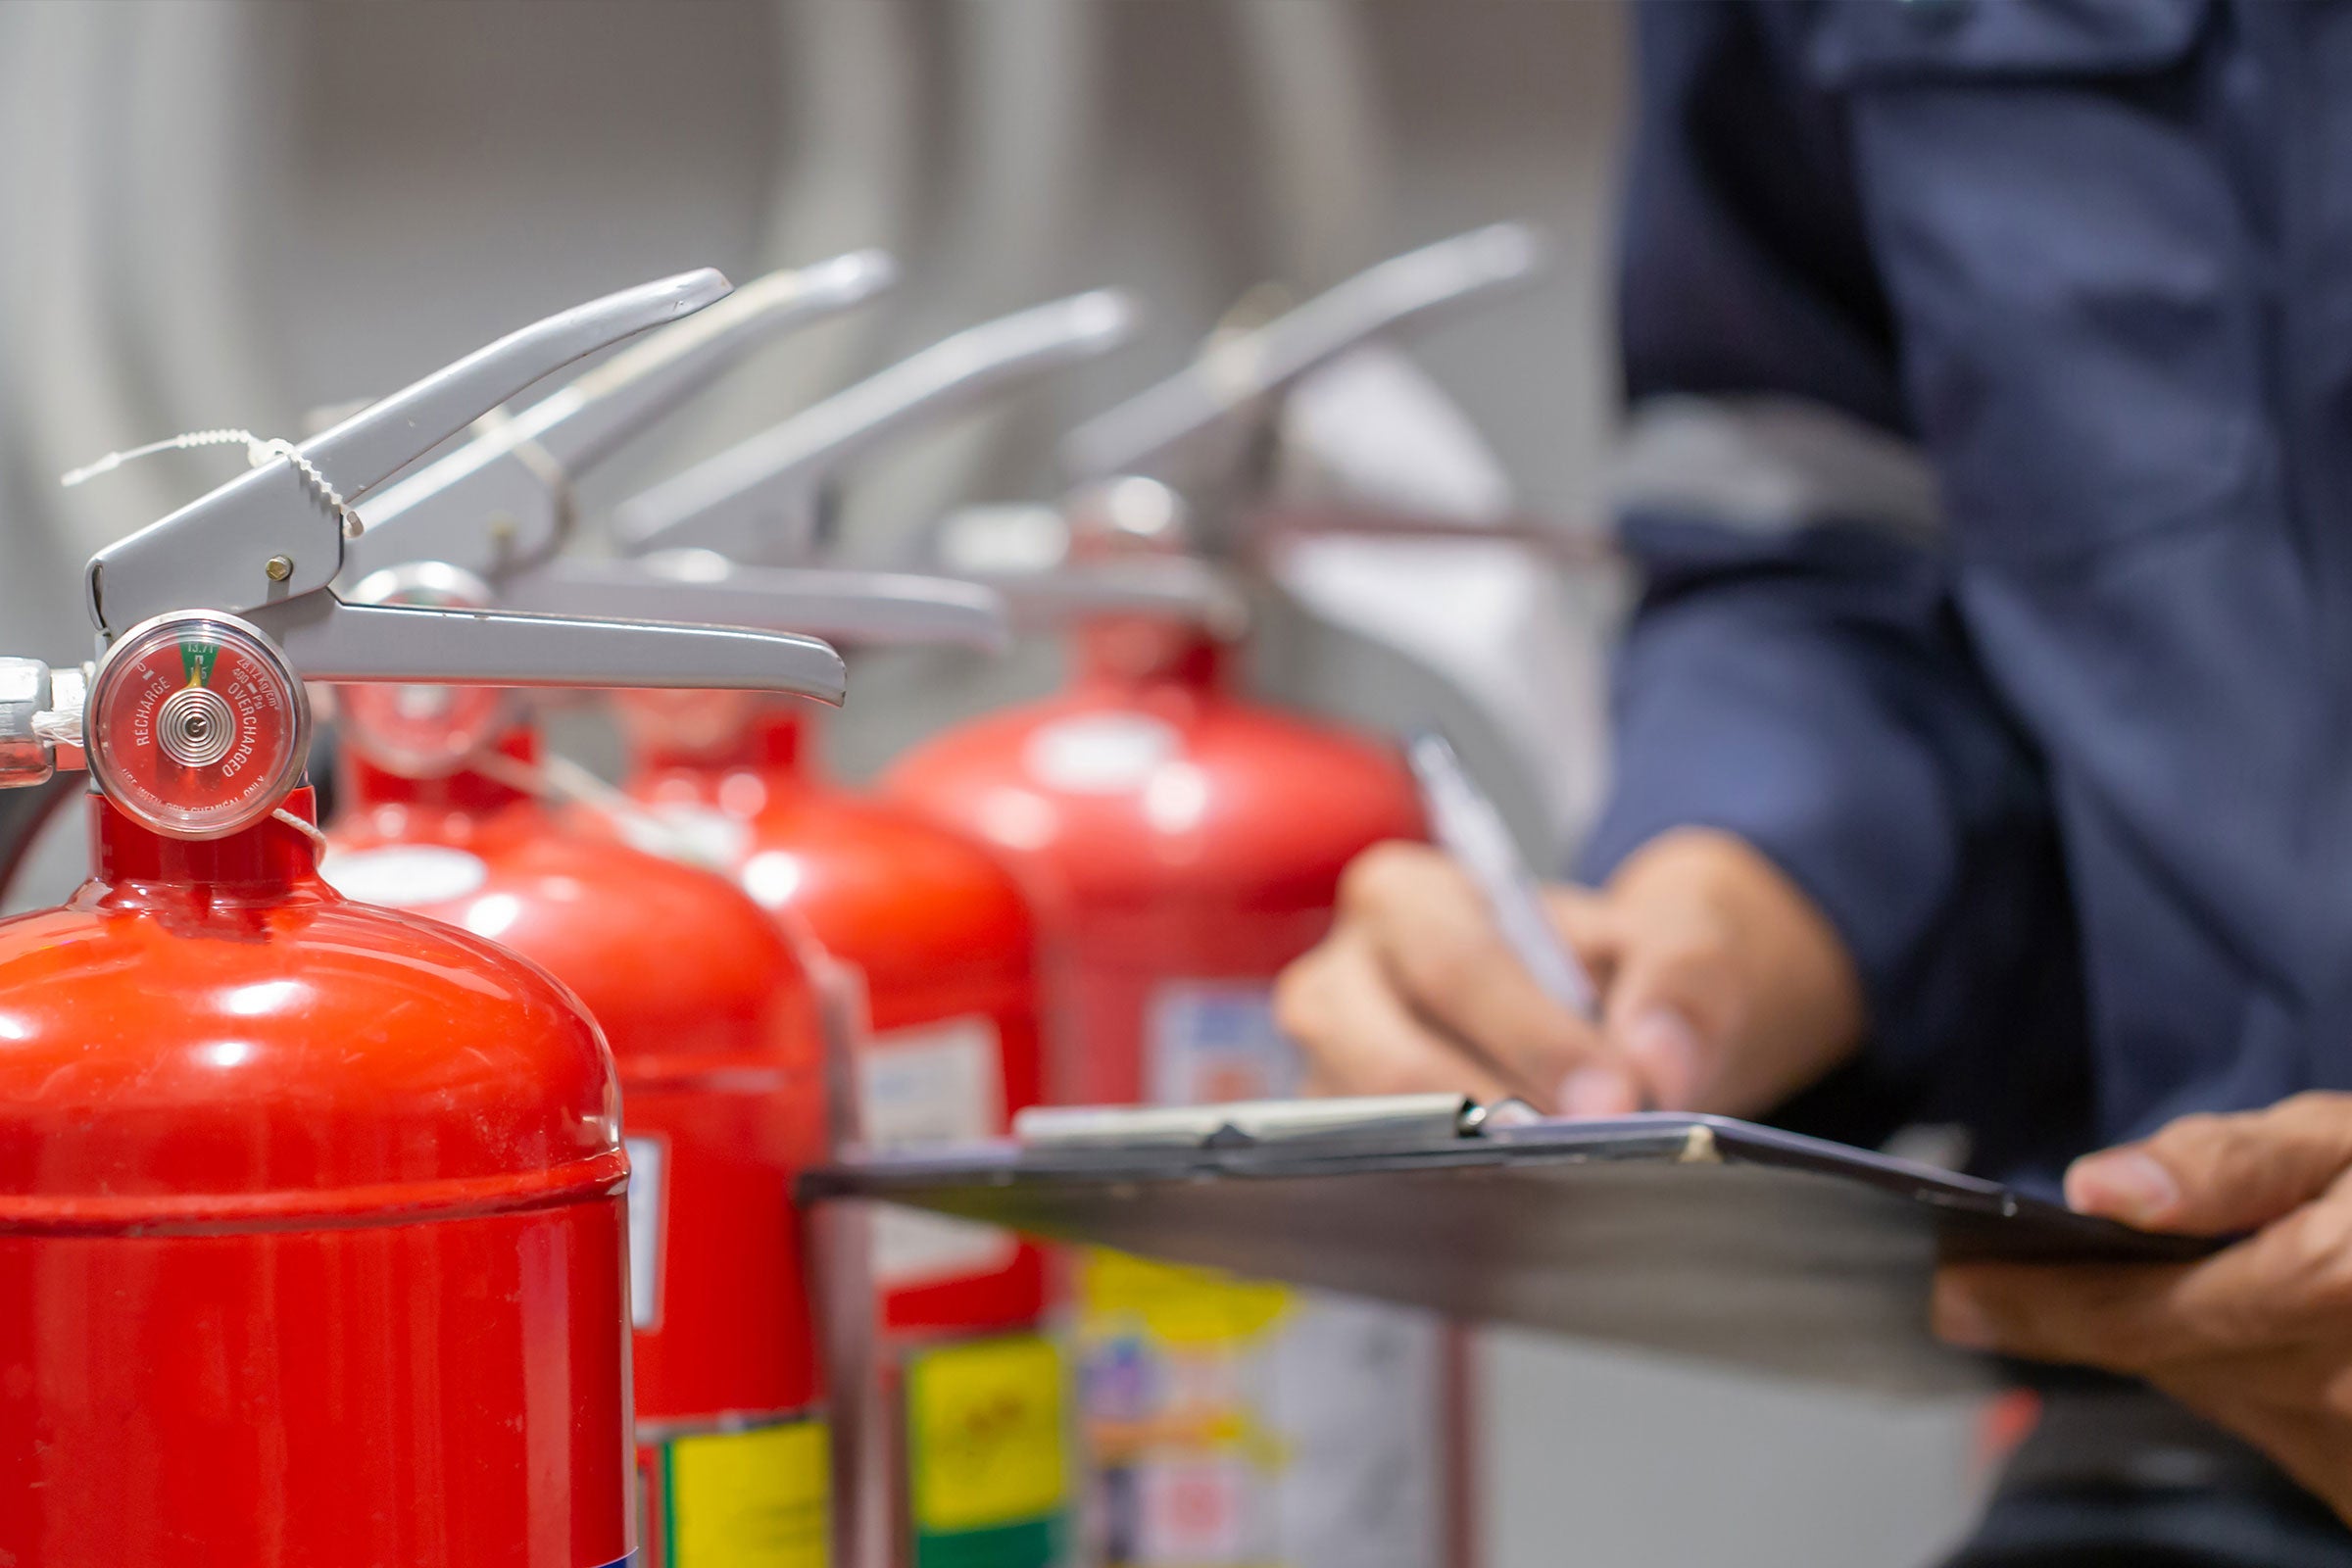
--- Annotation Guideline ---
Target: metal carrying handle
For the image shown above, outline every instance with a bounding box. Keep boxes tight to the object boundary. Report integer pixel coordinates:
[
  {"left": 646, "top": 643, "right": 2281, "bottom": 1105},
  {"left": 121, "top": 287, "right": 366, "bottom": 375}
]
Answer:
[
  {"left": 962, "top": 558, "right": 1248, "bottom": 637},
  {"left": 615, "top": 289, "right": 1141, "bottom": 563},
  {"left": 345, "top": 251, "right": 898, "bottom": 586},
  {"left": 503, "top": 554, "right": 1011, "bottom": 654},
  {"left": 245, "top": 596, "right": 847, "bottom": 706},
  {"left": 0, "top": 659, "right": 86, "bottom": 791},
  {"left": 1058, "top": 222, "right": 1544, "bottom": 483}
]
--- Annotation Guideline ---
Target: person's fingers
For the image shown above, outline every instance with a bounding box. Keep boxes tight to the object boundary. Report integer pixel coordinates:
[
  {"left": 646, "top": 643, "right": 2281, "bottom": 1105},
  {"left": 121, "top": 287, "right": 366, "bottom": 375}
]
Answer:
[
  {"left": 1273, "top": 926, "right": 1515, "bottom": 1103},
  {"left": 2151, "top": 1192, "right": 2352, "bottom": 1348},
  {"left": 1541, "top": 885, "right": 1625, "bottom": 976},
  {"left": 2127, "top": 1368, "right": 2352, "bottom": 1527},
  {"left": 2160, "top": 1341, "right": 2352, "bottom": 1429},
  {"left": 1581, "top": 884, "right": 1736, "bottom": 1109},
  {"left": 1539, "top": 883, "right": 1649, "bottom": 1113},
  {"left": 1341, "top": 843, "right": 1627, "bottom": 1105},
  {"left": 1932, "top": 1260, "right": 2196, "bottom": 1371},
  {"left": 1937, "top": 1185, "right": 2352, "bottom": 1368},
  {"left": 2066, "top": 1093, "right": 2352, "bottom": 1235},
  {"left": 1593, "top": 828, "right": 1865, "bottom": 1116}
]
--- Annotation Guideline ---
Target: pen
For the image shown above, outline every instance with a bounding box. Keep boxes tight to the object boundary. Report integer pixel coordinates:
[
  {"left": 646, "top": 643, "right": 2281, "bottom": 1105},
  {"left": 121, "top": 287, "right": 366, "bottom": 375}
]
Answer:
[{"left": 1405, "top": 728, "right": 1599, "bottom": 1019}]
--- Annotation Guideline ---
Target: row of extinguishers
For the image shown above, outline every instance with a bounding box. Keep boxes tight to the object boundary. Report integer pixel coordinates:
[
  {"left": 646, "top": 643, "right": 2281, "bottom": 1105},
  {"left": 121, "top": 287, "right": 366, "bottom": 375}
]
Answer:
[{"left": 0, "top": 222, "right": 1549, "bottom": 1568}]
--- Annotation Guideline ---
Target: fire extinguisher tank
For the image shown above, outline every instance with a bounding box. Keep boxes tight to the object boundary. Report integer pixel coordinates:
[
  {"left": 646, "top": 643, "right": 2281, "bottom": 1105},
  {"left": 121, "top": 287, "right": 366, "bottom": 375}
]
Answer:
[
  {"left": 327, "top": 734, "right": 835, "bottom": 1563},
  {"left": 597, "top": 290, "right": 1142, "bottom": 1365},
  {"left": 627, "top": 701, "right": 1045, "bottom": 1332},
  {"left": 0, "top": 269, "right": 859, "bottom": 1568},
  {"left": 884, "top": 634, "right": 1424, "bottom": 1105},
  {"left": 0, "top": 792, "right": 633, "bottom": 1568}
]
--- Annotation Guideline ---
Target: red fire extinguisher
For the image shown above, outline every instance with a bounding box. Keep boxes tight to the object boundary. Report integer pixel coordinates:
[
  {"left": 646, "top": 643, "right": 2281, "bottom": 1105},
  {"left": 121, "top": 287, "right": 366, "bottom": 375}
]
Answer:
[
  {"left": 0, "top": 270, "right": 848, "bottom": 1568},
  {"left": 588, "top": 290, "right": 1140, "bottom": 1568},
  {"left": 885, "top": 227, "right": 1542, "bottom": 1568},
  {"left": 313, "top": 270, "right": 892, "bottom": 1568}
]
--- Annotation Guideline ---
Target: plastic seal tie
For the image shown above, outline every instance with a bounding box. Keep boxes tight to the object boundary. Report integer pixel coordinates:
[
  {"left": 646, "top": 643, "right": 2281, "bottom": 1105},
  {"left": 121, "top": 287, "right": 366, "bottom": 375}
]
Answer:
[{"left": 64, "top": 428, "right": 368, "bottom": 539}]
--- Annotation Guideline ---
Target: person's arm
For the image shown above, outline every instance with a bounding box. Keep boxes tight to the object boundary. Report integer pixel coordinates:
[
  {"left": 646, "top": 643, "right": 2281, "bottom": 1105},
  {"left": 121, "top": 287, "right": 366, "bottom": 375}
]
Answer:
[
  {"left": 1282, "top": 2, "right": 2081, "bottom": 1139},
  {"left": 1936, "top": 1095, "right": 2352, "bottom": 1526}
]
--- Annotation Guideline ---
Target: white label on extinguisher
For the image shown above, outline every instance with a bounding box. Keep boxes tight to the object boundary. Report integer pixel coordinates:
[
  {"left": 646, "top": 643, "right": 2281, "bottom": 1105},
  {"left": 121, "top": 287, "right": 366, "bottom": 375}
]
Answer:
[
  {"left": 625, "top": 800, "right": 755, "bottom": 875},
  {"left": 857, "top": 1017, "right": 1019, "bottom": 1288},
  {"left": 623, "top": 1133, "right": 666, "bottom": 1331},
  {"left": 1021, "top": 711, "right": 1182, "bottom": 794},
  {"left": 317, "top": 844, "right": 488, "bottom": 907},
  {"left": 1146, "top": 982, "right": 1303, "bottom": 1107}
]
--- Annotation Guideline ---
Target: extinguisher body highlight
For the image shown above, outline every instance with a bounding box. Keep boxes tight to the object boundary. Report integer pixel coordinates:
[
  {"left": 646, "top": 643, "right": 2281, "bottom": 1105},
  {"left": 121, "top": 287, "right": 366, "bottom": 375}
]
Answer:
[
  {"left": 883, "top": 628, "right": 1456, "bottom": 1568},
  {"left": 623, "top": 696, "right": 1071, "bottom": 1568},
  {"left": 324, "top": 734, "right": 835, "bottom": 1568},
  {"left": 0, "top": 793, "right": 635, "bottom": 1568},
  {"left": 0, "top": 270, "right": 866, "bottom": 1568}
]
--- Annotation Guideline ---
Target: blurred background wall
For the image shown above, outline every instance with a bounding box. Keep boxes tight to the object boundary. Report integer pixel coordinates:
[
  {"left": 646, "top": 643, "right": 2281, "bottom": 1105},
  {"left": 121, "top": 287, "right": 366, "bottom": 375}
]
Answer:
[{"left": 0, "top": 3, "right": 1992, "bottom": 1561}]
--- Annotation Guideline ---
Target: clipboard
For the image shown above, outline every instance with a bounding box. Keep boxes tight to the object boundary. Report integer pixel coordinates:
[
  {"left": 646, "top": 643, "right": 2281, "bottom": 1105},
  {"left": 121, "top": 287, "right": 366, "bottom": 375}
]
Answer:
[{"left": 801, "top": 1099, "right": 2218, "bottom": 1395}]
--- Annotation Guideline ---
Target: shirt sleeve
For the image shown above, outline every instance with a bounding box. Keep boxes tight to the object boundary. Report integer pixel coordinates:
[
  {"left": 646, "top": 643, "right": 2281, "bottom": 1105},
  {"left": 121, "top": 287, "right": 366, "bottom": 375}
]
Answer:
[{"left": 1578, "top": 1, "right": 2085, "bottom": 1148}]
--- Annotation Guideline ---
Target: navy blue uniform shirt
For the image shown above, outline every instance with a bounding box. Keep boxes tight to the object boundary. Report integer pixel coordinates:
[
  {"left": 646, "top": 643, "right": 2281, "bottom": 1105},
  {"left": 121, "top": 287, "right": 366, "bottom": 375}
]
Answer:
[{"left": 1580, "top": 0, "right": 2352, "bottom": 1188}]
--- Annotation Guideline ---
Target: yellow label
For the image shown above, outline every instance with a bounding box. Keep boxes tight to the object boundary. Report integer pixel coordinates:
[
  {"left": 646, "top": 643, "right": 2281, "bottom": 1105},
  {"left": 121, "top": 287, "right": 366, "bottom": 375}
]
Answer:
[
  {"left": 666, "top": 1419, "right": 829, "bottom": 1568},
  {"left": 1078, "top": 1248, "right": 1292, "bottom": 1347},
  {"left": 907, "top": 1336, "right": 1068, "bottom": 1533}
]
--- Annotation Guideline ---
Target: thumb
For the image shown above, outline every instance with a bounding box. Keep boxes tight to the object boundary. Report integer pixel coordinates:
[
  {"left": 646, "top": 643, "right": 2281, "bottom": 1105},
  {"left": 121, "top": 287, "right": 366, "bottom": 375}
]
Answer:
[
  {"left": 1594, "top": 943, "right": 1724, "bottom": 1112},
  {"left": 2066, "top": 1092, "right": 2352, "bottom": 1235}
]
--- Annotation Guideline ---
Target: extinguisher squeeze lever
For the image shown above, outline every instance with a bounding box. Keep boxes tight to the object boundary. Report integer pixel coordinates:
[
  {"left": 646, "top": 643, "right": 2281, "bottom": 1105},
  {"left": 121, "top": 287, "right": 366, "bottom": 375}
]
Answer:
[
  {"left": 335, "top": 252, "right": 1011, "bottom": 653},
  {"left": 343, "top": 250, "right": 899, "bottom": 590},
  {"left": 612, "top": 288, "right": 1142, "bottom": 565},
  {"left": 1058, "top": 221, "right": 1545, "bottom": 485},
  {"left": 86, "top": 270, "right": 729, "bottom": 642},
  {"left": 76, "top": 269, "right": 846, "bottom": 704},
  {"left": 923, "top": 225, "right": 1544, "bottom": 633},
  {"left": 20, "top": 272, "right": 864, "bottom": 834}
]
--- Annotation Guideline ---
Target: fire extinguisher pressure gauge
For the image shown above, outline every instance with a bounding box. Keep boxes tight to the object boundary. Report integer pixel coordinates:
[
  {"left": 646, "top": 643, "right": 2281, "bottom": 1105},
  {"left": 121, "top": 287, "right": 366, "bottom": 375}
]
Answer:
[{"left": 86, "top": 612, "right": 310, "bottom": 840}]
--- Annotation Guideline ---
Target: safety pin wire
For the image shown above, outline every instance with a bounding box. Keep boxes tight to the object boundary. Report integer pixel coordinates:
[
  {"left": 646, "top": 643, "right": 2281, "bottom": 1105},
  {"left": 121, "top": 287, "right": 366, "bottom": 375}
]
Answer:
[
  {"left": 468, "top": 747, "right": 739, "bottom": 873},
  {"left": 63, "top": 428, "right": 368, "bottom": 540}
]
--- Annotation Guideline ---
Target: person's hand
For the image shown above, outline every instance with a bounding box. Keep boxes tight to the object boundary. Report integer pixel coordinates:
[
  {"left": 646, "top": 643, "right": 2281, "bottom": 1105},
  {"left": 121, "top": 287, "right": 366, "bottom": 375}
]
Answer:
[
  {"left": 1272, "top": 826, "right": 1866, "bottom": 1116},
  {"left": 1935, "top": 1094, "right": 2352, "bottom": 1526}
]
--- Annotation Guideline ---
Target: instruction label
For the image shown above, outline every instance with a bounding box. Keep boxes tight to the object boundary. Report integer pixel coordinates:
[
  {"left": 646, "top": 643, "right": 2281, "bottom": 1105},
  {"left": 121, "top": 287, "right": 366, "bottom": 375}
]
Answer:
[
  {"left": 907, "top": 1335, "right": 1069, "bottom": 1568},
  {"left": 1021, "top": 712, "right": 1182, "bottom": 794},
  {"left": 858, "top": 1017, "right": 1018, "bottom": 1288},
  {"left": 658, "top": 1418, "right": 830, "bottom": 1568},
  {"left": 317, "top": 844, "right": 488, "bottom": 907},
  {"left": 1145, "top": 983, "right": 1301, "bottom": 1107},
  {"left": 1071, "top": 983, "right": 1445, "bottom": 1568}
]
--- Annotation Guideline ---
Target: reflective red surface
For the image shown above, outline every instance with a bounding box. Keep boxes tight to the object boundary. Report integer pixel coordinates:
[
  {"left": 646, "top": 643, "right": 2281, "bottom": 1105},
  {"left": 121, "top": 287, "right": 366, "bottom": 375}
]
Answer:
[
  {"left": 0, "top": 790, "right": 632, "bottom": 1568},
  {"left": 329, "top": 734, "right": 832, "bottom": 1428},
  {"left": 624, "top": 699, "right": 1047, "bottom": 1336},
  {"left": 882, "top": 623, "right": 1460, "bottom": 1568},
  {"left": 881, "top": 628, "right": 1425, "bottom": 1103}
]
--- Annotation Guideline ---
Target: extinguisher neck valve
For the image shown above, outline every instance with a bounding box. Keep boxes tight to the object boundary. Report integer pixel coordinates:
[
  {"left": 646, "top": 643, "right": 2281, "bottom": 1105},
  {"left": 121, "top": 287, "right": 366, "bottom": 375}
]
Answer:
[
  {"left": 0, "top": 659, "right": 90, "bottom": 788},
  {"left": 931, "top": 488, "right": 1250, "bottom": 639}
]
